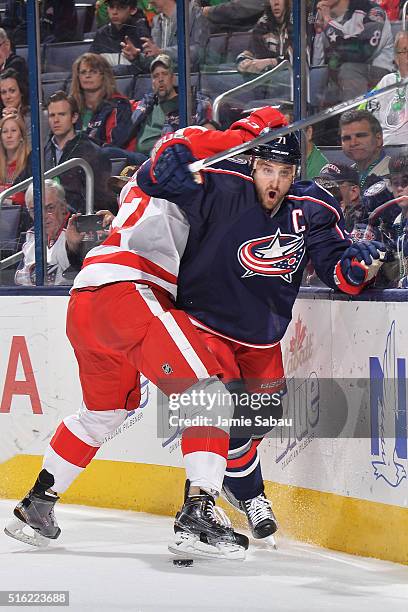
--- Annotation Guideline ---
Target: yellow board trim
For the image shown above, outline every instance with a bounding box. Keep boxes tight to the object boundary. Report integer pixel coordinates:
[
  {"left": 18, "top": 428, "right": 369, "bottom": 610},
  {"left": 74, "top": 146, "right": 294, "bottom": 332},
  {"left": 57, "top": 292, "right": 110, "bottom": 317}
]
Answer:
[{"left": 1, "top": 455, "right": 407, "bottom": 565}]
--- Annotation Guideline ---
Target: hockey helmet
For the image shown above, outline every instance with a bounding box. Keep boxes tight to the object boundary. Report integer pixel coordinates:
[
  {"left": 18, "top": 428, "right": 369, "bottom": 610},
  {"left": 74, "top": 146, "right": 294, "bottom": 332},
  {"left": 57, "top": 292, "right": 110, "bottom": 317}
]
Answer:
[{"left": 249, "top": 129, "right": 301, "bottom": 169}]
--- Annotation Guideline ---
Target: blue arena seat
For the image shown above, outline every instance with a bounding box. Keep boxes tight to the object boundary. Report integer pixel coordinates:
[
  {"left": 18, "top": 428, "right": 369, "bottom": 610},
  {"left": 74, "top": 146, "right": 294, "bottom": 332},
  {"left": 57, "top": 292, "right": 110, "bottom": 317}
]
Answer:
[
  {"left": 225, "top": 31, "right": 252, "bottom": 63},
  {"left": 15, "top": 46, "right": 29, "bottom": 63},
  {"left": 0, "top": 206, "right": 23, "bottom": 253},
  {"left": 43, "top": 41, "right": 92, "bottom": 73},
  {"left": 42, "top": 77, "right": 71, "bottom": 103},
  {"left": 115, "top": 74, "right": 136, "bottom": 97},
  {"left": 204, "top": 34, "right": 228, "bottom": 66}
]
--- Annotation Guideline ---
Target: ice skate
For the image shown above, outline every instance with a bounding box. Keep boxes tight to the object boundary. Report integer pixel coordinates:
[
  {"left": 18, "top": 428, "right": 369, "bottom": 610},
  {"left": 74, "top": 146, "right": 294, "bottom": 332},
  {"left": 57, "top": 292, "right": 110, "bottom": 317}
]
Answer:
[
  {"left": 4, "top": 470, "right": 60, "bottom": 548},
  {"left": 222, "top": 485, "right": 278, "bottom": 549},
  {"left": 169, "top": 486, "right": 249, "bottom": 560}
]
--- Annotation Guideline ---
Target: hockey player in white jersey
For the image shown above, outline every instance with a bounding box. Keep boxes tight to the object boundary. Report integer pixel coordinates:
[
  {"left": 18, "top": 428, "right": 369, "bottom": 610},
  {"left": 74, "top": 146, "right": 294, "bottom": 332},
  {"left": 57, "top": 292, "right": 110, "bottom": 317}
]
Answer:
[{"left": 5, "top": 106, "right": 291, "bottom": 560}]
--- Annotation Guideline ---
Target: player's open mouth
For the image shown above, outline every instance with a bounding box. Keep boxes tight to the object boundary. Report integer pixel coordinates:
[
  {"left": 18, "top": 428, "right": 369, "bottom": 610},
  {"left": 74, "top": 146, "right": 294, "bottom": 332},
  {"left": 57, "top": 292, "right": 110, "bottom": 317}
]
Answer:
[{"left": 268, "top": 190, "right": 277, "bottom": 199}]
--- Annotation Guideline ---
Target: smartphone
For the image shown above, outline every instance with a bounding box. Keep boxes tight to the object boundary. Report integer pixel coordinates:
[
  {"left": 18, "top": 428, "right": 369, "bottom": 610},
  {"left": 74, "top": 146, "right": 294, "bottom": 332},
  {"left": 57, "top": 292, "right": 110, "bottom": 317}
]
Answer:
[{"left": 76, "top": 214, "right": 104, "bottom": 233}]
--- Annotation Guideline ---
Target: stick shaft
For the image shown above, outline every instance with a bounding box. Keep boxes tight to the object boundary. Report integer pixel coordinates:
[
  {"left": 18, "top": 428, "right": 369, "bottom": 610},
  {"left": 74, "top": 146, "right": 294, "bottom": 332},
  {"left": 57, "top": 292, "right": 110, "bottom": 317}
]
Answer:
[{"left": 189, "top": 78, "right": 408, "bottom": 173}]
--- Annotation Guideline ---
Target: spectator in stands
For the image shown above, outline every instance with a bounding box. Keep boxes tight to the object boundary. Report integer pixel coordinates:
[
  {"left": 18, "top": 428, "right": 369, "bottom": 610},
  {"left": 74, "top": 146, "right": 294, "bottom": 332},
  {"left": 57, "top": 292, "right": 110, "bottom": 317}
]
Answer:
[
  {"left": 44, "top": 91, "right": 113, "bottom": 214},
  {"left": 339, "top": 109, "right": 390, "bottom": 190},
  {"left": 365, "top": 153, "right": 408, "bottom": 287},
  {"left": 236, "top": 0, "right": 292, "bottom": 75},
  {"left": 0, "top": 28, "right": 27, "bottom": 82},
  {"left": 90, "top": 0, "right": 150, "bottom": 71},
  {"left": 0, "top": 114, "right": 31, "bottom": 206},
  {"left": 0, "top": 68, "right": 29, "bottom": 137},
  {"left": 202, "top": 0, "right": 264, "bottom": 34},
  {"left": 15, "top": 180, "right": 84, "bottom": 286},
  {"left": 2, "top": 0, "right": 78, "bottom": 45},
  {"left": 362, "top": 31, "right": 408, "bottom": 145},
  {"left": 313, "top": 0, "right": 394, "bottom": 102},
  {"left": 96, "top": 0, "right": 156, "bottom": 28},
  {"left": 318, "top": 162, "right": 364, "bottom": 231},
  {"left": 120, "top": 0, "right": 209, "bottom": 71},
  {"left": 70, "top": 53, "right": 132, "bottom": 148},
  {"left": 104, "top": 54, "right": 214, "bottom": 164},
  {"left": 387, "top": 153, "right": 408, "bottom": 286}
]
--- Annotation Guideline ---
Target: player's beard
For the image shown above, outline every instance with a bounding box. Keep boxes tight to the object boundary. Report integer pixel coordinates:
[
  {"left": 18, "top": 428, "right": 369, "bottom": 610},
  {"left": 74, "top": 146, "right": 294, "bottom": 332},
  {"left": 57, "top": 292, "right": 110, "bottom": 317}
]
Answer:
[{"left": 256, "top": 183, "right": 284, "bottom": 213}]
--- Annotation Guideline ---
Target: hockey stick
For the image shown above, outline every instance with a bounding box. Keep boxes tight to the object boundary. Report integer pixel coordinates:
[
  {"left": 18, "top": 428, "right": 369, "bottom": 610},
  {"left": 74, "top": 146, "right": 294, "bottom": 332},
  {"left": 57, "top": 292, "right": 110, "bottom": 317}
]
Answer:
[{"left": 189, "top": 78, "right": 408, "bottom": 173}]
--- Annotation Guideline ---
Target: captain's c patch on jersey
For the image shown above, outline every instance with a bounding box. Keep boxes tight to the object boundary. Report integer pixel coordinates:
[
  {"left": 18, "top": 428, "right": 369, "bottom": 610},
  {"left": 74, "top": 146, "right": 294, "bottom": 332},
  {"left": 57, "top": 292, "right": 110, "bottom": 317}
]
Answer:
[{"left": 238, "top": 229, "right": 305, "bottom": 282}]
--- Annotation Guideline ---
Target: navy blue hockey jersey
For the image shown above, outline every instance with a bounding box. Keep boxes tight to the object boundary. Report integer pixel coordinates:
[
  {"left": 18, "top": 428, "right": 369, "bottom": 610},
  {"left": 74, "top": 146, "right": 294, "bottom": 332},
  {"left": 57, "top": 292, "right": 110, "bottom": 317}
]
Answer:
[{"left": 138, "top": 159, "right": 352, "bottom": 347}]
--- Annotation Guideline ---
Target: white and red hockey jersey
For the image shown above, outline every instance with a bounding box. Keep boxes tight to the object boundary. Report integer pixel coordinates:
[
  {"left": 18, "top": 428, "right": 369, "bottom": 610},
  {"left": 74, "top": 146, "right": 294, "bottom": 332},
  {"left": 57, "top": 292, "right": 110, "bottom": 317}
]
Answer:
[{"left": 72, "top": 178, "right": 190, "bottom": 298}]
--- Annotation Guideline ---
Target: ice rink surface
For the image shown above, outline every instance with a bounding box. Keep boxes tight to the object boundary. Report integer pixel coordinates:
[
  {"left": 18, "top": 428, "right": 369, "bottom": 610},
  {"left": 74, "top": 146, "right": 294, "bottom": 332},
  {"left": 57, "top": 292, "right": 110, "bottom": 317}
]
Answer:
[{"left": 1, "top": 500, "right": 408, "bottom": 612}]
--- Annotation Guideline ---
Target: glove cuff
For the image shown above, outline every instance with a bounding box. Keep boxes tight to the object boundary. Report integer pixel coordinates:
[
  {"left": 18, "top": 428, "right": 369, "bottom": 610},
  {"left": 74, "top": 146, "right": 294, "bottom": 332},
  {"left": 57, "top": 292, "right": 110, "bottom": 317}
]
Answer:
[
  {"left": 334, "top": 260, "right": 368, "bottom": 295},
  {"left": 150, "top": 134, "right": 193, "bottom": 182}
]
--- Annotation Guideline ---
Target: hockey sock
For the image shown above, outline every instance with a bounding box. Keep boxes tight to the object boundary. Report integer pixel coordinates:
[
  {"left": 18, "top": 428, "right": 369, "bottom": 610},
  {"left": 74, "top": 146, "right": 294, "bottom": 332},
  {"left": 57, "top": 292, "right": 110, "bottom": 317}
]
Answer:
[
  {"left": 182, "top": 425, "right": 230, "bottom": 494},
  {"left": 223, "top": 437, "right": 264, "bottom": 500}
]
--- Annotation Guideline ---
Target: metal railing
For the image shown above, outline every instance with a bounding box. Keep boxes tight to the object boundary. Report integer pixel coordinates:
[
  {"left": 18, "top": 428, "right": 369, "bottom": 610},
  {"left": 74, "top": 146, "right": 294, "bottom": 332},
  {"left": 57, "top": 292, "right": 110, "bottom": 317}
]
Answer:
[
  {"left": 0, "top": 158, "right": 95, "bottom": 213},
  {"left": 213, "top": 60, "right": 291, "bottom": 125}
]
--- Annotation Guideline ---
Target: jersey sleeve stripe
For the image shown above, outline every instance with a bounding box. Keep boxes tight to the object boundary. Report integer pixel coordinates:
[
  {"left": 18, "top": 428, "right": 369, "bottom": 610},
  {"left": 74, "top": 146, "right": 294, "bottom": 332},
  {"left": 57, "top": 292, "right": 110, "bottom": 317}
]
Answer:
[{"left": 81, "top": 251, "right": 178, "bottom": 284}]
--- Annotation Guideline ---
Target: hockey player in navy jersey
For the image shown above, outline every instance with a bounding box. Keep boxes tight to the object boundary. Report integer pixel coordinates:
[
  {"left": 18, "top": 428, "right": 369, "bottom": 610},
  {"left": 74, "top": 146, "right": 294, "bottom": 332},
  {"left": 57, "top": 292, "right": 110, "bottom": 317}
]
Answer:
[{"left": 137, "top": 118, "right": 387, "bottom": 545}]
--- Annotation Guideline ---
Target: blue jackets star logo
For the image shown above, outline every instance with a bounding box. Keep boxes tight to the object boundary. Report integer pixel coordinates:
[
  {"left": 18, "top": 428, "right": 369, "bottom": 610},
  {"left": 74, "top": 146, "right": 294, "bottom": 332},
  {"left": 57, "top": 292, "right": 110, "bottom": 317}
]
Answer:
[{"left": 238, "top": 229, "right": 305, "bottom": 282}]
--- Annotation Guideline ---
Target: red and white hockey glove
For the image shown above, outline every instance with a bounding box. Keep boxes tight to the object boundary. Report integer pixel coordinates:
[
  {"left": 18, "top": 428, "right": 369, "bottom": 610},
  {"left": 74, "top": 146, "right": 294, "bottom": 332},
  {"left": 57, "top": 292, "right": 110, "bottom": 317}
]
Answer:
[
  {"left": 334, "top": 240, "right": 387, "bottom": 295},
  {"left": 149, "top": 133, "right": 200, "bottom": 192},
  {"left": 230, "top": 107, "right": 288, "bottom": 141}
]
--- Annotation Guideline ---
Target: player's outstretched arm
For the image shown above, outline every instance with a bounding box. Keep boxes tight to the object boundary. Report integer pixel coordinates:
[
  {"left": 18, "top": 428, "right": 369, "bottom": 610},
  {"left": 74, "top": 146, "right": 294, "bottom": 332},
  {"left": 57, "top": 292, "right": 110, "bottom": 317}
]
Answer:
[{"left": 334, "top": 240, "right": 388, "bottom": 295}]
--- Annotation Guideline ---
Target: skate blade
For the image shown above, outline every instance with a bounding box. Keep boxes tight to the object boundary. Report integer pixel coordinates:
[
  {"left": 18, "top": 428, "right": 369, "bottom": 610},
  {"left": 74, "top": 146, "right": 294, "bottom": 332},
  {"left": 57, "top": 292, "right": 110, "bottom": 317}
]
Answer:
[
  {"left": 263, "top": 534, "right": 277, "bottom": 549},
  {"left": 4, "top": 517, "right": 51, "bottom": 548},
  {"left": 169, "top": 532, "right": 246, "bottom": 561}
]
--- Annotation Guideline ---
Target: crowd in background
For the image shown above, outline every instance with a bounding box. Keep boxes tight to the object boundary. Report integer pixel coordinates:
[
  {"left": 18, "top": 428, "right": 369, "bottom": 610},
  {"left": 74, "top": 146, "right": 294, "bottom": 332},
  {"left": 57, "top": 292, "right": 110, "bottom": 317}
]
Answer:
[{"left": 0, "top": 0, "right": 406, "bottom": 288}]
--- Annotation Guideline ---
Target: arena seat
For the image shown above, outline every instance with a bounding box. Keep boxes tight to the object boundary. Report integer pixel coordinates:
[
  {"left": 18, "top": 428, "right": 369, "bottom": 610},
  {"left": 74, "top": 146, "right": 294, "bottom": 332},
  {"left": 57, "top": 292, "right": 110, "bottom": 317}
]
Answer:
[
  {"left": 43, "top": 40, "right": 92, "bottom": 73},
  {"left": 225, "top": 31, "right": 252, "bottom": 63},
  {"left": 42, "top": 77, "right": 71, "bottom": 103},
  {"left": 200, "top": 70, "right": 248, "bottom": 100},
  {"left": 203, "top": 34, "right": 228, "bottom": 67},
  {"left": 0, "top": 206, "right": 23, "bottom": 254},
  {"left": 15, "top": 46, "right": 30, "bottom": 64},
  {"left": 75, "top": 3, "right": 95, "bottom": 40},
  {"left": 115, "top": 74, "right": 136, "bottom": 97}
]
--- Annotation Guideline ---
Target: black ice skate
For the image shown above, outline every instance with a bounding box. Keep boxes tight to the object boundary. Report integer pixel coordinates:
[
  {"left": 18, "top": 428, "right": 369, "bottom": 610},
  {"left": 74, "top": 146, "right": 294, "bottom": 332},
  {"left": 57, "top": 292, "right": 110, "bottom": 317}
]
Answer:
[
  {"left": 222, "top": 485, "right": 278, "bottom": 548},
  {"left": 169, "top": 485, "right": 249, "bottom": 560},
  {"left": 4, "top": 470, "right": 60, "bottom": 548}
]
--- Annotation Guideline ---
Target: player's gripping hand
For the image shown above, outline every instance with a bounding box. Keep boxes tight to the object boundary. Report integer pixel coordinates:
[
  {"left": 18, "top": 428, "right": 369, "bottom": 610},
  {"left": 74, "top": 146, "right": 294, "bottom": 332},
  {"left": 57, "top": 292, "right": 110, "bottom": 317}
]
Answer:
[
  {"left": 230, "top": 107, "right": 288, "bottom": 140},
  {"left": 336, "top": 240, "right": 387, "bottom": 289},
  {"left": 150, "top": 133, "right": 200, "bottom": 193}
]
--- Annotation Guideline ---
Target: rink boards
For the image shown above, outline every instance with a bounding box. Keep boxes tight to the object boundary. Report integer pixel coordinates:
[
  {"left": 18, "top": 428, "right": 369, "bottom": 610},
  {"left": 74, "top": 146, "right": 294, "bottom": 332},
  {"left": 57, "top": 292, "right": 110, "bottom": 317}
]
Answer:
[{"left": 0, "top": 291, "right": 407, "bottom": 564}]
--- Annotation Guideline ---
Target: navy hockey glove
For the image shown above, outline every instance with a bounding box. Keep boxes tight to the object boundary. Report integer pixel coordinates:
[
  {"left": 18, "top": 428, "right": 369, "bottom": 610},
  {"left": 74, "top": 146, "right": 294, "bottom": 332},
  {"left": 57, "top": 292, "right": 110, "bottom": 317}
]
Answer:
[
  {"left": 335, "top": 240, "right": 387, "bottom": 294},
  {"left": 150, "top": 134, "right": 200, "bottom": 194}
]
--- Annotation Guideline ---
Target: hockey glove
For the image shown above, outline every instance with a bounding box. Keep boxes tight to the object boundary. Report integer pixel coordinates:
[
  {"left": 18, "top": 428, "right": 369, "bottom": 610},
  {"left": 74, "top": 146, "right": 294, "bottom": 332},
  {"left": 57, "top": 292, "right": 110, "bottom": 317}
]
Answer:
[
  {"left": 150, "top": 133, "right": 200, "bottom": 193},
  {"left": 230, "top": 107, "right": 288, "bottom": 140},
  {"left": 335, "top": 240, "right": 387, "bottom": 294}
]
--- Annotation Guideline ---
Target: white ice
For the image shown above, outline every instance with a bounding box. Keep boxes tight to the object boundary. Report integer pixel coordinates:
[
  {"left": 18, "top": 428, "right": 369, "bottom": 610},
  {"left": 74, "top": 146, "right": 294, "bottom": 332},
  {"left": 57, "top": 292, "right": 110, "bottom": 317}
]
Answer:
[{"left": 1, "top": 500, "right": 408, "bottom": 612}]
